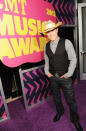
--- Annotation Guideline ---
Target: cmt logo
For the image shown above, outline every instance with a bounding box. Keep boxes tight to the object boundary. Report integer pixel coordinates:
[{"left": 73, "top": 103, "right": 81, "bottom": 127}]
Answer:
[{"left": 0, "top": 0, "right": 56, "bottom": 67}]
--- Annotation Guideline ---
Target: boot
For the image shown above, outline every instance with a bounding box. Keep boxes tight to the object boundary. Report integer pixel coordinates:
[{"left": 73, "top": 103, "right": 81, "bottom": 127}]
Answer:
[
  {"left": 53, "top": 110, "right": 64, "bottom": 122},
  {"left": 70, "top": 112, "right": 83, "bottom": 131},
  {"left": 72, "top": 121, "right": 83, "bottom": 131}
]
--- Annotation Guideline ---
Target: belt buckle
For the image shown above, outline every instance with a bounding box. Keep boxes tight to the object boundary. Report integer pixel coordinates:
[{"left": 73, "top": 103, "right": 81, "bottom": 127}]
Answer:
[{"left": 55, "top": 73, "right": 59, "bottom": 78}]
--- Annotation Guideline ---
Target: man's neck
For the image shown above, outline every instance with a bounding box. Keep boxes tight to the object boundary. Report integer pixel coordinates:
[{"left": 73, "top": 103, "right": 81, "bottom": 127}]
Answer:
[{"left": 51, "top": 36, "right": 59, "bottom": 43}]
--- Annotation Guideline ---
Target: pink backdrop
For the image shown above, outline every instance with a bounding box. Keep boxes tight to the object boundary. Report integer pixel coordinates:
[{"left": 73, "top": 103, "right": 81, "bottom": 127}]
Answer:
[{"left": 0, "top": 0, "right": 56, "bottom": 67}]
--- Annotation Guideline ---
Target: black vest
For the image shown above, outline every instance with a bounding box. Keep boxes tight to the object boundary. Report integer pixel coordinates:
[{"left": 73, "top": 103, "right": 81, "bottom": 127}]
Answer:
[{"left": 46, "top": 38, "right": 69, "bottom": 76}]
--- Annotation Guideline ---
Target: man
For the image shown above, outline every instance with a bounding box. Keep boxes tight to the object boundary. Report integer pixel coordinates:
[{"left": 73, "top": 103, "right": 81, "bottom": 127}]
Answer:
[{"left": 44, "top": 20, "right": 83, "bottom": 131}]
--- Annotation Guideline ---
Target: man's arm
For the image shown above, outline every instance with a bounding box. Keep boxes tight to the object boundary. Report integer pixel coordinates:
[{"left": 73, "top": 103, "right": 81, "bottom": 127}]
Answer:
[
  {"left": 62, "top": 39, "right": 77, "bottom": 78},
  {"left": 44, "top": 45, "right": 53, "bottom": 77}
]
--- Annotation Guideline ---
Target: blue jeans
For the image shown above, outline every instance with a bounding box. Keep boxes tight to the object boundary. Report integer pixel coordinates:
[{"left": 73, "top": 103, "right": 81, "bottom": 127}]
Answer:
[{"left": 49, "top": 76, "right": 79, "bottom": 121}]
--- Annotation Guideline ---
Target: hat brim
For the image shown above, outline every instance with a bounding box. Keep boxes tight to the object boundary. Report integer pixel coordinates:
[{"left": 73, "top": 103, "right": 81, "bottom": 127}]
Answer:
[{"left": 44, "top": 22, "right": 62, "bottom": 33}]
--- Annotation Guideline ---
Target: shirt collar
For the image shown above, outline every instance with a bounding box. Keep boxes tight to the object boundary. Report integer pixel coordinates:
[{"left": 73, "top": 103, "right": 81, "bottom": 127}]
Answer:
[{"left": 50, "top": 37, "right": 60, "bottom": 45}]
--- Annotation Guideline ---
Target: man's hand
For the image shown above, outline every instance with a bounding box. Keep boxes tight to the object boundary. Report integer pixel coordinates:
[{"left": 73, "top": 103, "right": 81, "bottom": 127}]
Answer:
[
  {"left": 47, "top": 73, "right": 53, "bottom": 78},
  {"left": 60, "top": 75, "right": 68, "bottom": 79}
]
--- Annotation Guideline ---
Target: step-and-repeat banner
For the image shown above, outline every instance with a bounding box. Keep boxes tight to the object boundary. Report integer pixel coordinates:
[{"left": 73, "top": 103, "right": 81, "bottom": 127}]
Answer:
[
  {"left": 19, "top": 66, "right": 51, "bottom": 110},
  {"left": 0, "top": 78, "right": 10, "bottom": 122},
  {"left": 0, "top": 0, "right": 56, "bottom": 67},
  {"left": 45, "top": 0, "right": 76, "bottom": 24}
]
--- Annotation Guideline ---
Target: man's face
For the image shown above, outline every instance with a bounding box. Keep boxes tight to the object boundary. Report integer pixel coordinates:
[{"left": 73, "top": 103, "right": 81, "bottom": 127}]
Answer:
[{"left": 46, "top": 28, "right": 58, "bottom": 42}]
